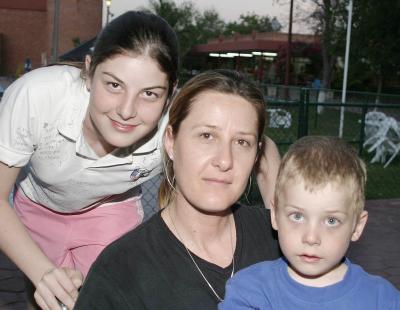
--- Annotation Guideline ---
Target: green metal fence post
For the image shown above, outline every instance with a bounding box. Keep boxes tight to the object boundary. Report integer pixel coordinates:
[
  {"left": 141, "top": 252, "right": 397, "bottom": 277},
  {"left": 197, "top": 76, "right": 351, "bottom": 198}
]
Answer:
[
  {"left": 358, "top": 105, "right": 368, "bottom": 156},
  {"left": 303, "top": 88, "right": 310, "bottom": 137},
  {"left": 298, "top": 88, "right": 309, "bottom": 138}
]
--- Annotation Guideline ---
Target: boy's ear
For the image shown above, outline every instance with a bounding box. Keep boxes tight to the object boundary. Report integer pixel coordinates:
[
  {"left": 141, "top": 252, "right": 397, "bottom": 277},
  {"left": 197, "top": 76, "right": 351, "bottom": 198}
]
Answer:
[
  {"left": 270, "top": 200, "right": 279, "bottom": 231},
  {"left": 351, "top": 210, "right": 368, "bottom": 242},
  {"left": 164, "top": 125, "right": 175, "bottom": 160}
]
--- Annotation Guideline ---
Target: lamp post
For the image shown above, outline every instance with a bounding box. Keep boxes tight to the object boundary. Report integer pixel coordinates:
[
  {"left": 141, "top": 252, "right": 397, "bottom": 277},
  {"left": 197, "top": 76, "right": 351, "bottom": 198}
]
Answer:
[
  {"left": 338, "top": 0, "right": 353, "bottom": 138},
  {"left": 106, "top": 0, "right": 113, "bottom": 24}
]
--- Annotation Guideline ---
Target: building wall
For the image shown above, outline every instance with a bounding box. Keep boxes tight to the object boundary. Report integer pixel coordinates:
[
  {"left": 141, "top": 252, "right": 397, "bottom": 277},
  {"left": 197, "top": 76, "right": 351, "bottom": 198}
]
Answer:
[
  {"left": 0, "top": 8, "right": 47, "bottom": 75},
  {"left": 0, "top": 0, "right": 102, "bottom": 76}
]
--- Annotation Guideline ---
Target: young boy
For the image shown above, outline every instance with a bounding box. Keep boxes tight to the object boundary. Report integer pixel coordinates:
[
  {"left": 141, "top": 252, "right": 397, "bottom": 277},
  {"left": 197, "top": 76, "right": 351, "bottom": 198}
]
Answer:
[{"left": 220, "top": 136, "right": 400, "bottom": 309}]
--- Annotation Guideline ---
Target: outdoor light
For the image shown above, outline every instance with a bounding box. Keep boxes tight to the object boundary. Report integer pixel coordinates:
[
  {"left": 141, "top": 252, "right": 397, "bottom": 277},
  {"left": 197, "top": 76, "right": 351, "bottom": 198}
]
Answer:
[
  {"left": 239, "top": 53, "right": 253, "bottom": 57},
  {"left": 209, "top": 53, "right": 219, "bottom": 57},
  {"left": 106, "top": 0, "right": 113, "bottom": 24},
  {"left": 227, "top": 52, "right": 239, "bottom": 57},
  {"left": 220, "top": 54, "right": 234, "bottom": 58},
  {"left": 252, "top": 51, "right": 262, "bottom": 56},
  {"left": 263, "top": 52, "right": 278, "bottom": 57}
]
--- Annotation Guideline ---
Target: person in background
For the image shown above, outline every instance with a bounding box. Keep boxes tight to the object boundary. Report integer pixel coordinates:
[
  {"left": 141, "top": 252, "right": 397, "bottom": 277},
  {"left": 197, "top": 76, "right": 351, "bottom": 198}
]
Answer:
[
  {"left": 74, "top": 69, "right": 281, "bottom": 310},
  {"left": 220, "top": 136, "right": 400, "bottom": 309}
]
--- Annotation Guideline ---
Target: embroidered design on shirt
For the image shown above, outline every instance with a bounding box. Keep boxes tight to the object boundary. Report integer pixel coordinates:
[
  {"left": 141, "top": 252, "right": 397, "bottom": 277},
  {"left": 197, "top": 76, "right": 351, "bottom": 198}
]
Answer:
[{"left": 130, "top": 167, "right": 151, "bottom": 181}]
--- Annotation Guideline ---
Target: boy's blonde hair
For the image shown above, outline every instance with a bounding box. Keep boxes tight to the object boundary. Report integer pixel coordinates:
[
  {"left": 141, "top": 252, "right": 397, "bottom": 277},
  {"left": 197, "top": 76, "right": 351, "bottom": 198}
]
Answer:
[{"left": 274, "top": 136, "right": 367, "bottom": 217}]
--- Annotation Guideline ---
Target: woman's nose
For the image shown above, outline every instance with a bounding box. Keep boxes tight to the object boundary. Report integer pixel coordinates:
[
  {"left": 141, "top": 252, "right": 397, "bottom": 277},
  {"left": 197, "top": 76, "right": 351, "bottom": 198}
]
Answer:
[{"left": 212, "top": 143, "right": 233, "bottom": 171}]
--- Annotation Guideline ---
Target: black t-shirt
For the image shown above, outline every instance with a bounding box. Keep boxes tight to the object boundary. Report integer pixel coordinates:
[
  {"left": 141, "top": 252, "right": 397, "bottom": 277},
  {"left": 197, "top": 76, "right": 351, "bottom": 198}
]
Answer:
[{"left": 75, "top": 204, "right": 280, "bottom": 310}]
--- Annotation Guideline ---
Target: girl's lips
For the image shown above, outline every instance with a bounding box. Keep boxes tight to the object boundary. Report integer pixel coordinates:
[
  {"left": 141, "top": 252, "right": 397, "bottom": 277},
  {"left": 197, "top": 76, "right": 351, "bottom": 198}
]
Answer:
[{"left": 111, "top": 120, "right": 137, "bottom": 132}]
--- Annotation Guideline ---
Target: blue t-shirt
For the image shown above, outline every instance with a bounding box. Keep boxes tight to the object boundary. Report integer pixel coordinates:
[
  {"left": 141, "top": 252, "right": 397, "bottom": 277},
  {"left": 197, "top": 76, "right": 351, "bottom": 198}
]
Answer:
[{"left": 220, "top": 257, "right": 400, "bottom": 309}]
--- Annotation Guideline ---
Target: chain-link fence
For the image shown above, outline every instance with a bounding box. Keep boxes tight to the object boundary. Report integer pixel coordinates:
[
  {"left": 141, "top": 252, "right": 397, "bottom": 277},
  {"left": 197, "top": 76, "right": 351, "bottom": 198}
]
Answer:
[{"left": 142, "top": 86, "right": 400, "bottom": 214}]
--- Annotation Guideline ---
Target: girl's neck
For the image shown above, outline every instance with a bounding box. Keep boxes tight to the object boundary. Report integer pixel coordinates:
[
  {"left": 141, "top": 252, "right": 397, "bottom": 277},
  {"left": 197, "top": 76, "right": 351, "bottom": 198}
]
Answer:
[{"left": 82, "top": 112, "right": 116, "bottom": 157}]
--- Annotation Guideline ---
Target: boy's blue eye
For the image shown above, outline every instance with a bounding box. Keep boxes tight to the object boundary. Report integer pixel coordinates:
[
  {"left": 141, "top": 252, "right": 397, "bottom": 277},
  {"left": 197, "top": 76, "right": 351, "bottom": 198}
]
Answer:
[
  {"left": 326, "top": 217, "right": 339, "bottom": 226},
  {"left": 289, "top": 212, "right": 304, "bottom": 222}
]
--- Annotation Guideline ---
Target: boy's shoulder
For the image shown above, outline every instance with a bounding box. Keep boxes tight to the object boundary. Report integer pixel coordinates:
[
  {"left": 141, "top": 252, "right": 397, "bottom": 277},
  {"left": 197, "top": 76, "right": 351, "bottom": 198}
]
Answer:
[
  {"left": 350, "top": 260, "right": 400, "bottom": 297},
  {"left": 231, "top": 257, "right": 283, "bottom": 284}
]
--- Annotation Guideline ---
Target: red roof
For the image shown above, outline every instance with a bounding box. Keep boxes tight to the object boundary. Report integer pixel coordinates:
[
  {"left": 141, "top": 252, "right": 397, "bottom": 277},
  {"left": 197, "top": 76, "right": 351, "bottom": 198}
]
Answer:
[{"left": 191, "top": 31, "right": 320, "bottom": 54}]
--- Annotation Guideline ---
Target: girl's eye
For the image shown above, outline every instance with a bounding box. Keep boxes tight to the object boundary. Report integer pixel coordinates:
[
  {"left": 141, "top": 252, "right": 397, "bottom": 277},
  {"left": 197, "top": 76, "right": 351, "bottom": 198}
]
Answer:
[
  {"left": 108, "top": 82, "right": 120, "bottom": 89},
  {"left": 326, "top": 217, "right": 340, "bottom": 226},
  {"left": 107, "top": 82, "right": 121, "bottom": 91},
  {"left": 289, "top": 212, "right": 304, "bottom": 222}
]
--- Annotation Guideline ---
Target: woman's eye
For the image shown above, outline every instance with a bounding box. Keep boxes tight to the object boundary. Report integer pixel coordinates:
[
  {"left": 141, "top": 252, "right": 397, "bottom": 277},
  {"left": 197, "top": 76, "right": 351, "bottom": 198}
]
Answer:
[
  {"left": 237, "top": 139, "right": 250, "bottom": 147},
  {"left": 200, "top": 132, "right": 212, "bottom": 139},
  {"left": 144, "top": 90, "right": 156, "bottom": 97},
  {"left": 289, "top": 212, "right": 304, "bottom": 222}
]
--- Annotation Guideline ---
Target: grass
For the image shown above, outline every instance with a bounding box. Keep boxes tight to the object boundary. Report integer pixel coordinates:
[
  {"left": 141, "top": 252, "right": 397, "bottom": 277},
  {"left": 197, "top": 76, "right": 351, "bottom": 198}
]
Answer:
[{"left": 245, "top": 105, "right": 400, "bottom": 204}]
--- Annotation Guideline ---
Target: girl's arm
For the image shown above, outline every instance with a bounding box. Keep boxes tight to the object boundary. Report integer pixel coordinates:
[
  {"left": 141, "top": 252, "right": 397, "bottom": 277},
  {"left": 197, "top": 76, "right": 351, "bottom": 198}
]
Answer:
[
  {"left": 255, "top": 136, "right": 281, "bottom": 209},
  {"left": 0, "top": 162, "right": 83, "bottom": 310}
]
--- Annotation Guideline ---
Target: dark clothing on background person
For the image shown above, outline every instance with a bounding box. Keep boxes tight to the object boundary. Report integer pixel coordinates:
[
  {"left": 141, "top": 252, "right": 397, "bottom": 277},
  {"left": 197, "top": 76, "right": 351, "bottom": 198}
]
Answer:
[{"left": 74, "top": 204, "right": 280, "bottom": 310}]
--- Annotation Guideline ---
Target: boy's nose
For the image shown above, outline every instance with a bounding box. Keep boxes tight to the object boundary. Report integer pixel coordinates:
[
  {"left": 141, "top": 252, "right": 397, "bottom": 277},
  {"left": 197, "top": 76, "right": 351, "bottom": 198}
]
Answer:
[{"left": 302, "top": 224, "right": 321, "bottom": 246}]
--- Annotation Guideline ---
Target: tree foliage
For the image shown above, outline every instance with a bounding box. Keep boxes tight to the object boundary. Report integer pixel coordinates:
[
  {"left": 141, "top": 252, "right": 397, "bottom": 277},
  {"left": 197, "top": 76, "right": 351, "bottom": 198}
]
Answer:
[
  {"left": 147, "top": 0, "right": 281, "bottom": 56},
  {"left": 224, "top": 12, "right": 282, "bottom": 35}
]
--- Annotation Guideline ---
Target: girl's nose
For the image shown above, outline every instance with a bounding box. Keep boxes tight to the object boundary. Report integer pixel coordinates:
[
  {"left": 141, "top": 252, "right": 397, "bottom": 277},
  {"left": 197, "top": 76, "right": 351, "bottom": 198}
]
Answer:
[{"left": 117, "top": 96, "right": 137, "bottom": 120}]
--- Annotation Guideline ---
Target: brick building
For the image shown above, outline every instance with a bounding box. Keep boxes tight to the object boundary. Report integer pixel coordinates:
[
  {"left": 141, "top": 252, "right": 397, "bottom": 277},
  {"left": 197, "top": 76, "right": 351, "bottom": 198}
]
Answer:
[{"left": 0, "top": 0, "right": 102, "bottom": 76}]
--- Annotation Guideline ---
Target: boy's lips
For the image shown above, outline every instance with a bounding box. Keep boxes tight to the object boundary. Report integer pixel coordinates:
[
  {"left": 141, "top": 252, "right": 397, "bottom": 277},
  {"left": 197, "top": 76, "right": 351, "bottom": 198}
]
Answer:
[{"left": 300, "top": 254, "right": 321, "bottom": 263}]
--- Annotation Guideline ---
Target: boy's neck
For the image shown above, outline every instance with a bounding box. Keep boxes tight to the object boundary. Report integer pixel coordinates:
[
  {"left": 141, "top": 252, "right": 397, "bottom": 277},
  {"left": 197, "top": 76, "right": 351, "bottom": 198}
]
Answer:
[{"left": 287, "top": 260, "right": 348, "bottom": 287}]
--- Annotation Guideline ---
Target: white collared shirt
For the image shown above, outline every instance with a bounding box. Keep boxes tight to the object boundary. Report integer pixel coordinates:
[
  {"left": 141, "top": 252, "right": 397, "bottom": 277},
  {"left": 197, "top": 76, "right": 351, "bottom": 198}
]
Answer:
[{"left": 0, "top": 66, "right": 166, "bottom": 212}]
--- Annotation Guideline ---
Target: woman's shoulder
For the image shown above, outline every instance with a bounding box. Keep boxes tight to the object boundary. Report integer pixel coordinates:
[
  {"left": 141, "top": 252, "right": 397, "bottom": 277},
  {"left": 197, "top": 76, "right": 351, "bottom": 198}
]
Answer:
[
  {"left": 95, "top": 213, "right": 165, "bottom": 266},
  {"left": 233, "top": 203, "right": 270, "bottom": 222}
]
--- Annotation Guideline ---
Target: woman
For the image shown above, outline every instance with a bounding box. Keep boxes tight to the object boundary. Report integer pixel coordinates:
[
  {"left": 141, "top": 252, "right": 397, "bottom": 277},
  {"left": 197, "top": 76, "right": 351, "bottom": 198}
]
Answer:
[
  {"left": 74, "top": 70, "right": 281, "bottom": 309},
  {"left": 0, "top": 11, "right": 179, "bottom": 310}
]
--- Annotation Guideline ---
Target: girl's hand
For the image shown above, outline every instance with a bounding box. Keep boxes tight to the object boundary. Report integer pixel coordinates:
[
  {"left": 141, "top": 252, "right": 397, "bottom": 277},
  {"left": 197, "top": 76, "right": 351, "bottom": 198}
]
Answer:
[{"left": 34, "top": 267, "right": 83, "bottom": 310}]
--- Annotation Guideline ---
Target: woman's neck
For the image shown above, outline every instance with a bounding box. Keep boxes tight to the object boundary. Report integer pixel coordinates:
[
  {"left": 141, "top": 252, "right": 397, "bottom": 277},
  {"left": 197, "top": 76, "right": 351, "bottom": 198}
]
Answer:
[{"left": 162, "top": 198, "right": 236, "bottom": 267}]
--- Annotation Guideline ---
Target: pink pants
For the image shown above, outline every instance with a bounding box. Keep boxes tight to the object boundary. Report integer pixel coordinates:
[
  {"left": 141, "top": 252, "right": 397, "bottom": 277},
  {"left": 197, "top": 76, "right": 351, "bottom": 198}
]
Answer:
[{"left": 13, "top": 189, "right": 143, "bottom": 276}]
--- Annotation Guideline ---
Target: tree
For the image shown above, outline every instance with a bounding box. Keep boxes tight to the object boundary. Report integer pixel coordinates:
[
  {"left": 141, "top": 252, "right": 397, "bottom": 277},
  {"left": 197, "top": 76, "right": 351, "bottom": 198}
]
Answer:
[
  {"left": 350, "top": 0, "right": 400, "bottom": 94},
  {"left": 224, "top": 12, "right": 282, "bottom": 35},
  {"left": 148, "top": 0, "right": 199, "bottom": 56},
  {"left": 194, "top": 9, "right": 225, "bottom": 44}
]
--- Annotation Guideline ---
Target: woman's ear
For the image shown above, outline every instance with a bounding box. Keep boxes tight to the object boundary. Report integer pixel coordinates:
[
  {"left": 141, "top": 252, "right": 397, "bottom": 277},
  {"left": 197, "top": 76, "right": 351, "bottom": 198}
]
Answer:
[
  {"left": 164, "top": 125, "right": 175, "bottom": 160},
  {"left": 84, "top": 55, "right": 92, "bottom": 91},
  {"left": 351, "top": 210, "right": 368, "bottom": 242}
]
